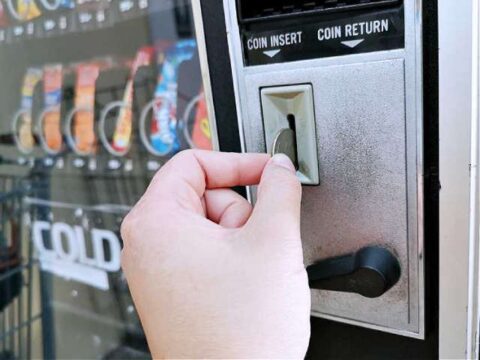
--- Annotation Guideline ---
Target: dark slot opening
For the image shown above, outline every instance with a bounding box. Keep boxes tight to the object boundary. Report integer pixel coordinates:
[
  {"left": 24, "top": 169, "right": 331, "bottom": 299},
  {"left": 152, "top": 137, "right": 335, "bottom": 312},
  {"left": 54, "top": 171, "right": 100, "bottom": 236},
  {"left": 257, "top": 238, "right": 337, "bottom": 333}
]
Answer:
[{"left": 287, "top": 113, "right": 296, "bottom": 132}]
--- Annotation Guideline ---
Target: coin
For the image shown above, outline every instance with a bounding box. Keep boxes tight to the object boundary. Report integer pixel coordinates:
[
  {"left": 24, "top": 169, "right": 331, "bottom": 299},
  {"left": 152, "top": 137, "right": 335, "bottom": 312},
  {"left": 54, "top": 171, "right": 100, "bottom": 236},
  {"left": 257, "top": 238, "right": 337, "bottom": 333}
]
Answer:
[{"left": 271, "top": 127, "right": 298, "bottom": 169}]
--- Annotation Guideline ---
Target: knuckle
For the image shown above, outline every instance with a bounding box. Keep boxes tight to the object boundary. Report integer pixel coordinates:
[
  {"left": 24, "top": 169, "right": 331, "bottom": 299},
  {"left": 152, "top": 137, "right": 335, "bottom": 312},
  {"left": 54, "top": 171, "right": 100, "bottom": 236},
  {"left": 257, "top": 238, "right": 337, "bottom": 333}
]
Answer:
[
  {"left": 150, "top": 149, "right": 201, "bottom": 185},
  {"left": 120, "top": 211, "right": 139, "bottom": 245},
  {"left": 171, "top": 148, "right": 197, "bottom": 162},
  {"left": 180, "top": 148, "right": 196, "bottom": 157},
  {"left": 120, "top": 248, "right": 129, "bottom": 269},
  {"left": 151, "top": 149, "right": 194, "bottom": 178},
  {"left": 120, "top": 216, "right": 130, "bottom": 242}
]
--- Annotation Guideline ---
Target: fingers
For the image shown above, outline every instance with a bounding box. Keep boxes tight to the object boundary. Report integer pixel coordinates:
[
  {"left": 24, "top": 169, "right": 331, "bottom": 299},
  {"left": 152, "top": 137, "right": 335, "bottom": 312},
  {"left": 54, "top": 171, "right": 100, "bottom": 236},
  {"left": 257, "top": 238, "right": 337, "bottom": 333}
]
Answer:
[
  {"left": 157, "top": 150, "right": 269, "bottom": 195},
  {"left": 145, "top": 150, "right": 269, "bottom": 213},
  {"left": 249, "top": 154, "right": 302, "bottom": 239},
  {"left": 204, "top": 189, "right": 253, "bottom": 228}
]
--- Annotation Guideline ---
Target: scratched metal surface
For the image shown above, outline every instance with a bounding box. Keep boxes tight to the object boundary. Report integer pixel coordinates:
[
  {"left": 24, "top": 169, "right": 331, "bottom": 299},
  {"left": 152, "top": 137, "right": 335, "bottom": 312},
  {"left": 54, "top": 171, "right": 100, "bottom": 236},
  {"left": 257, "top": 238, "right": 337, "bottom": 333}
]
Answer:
[{"left": 242, "top": 59, "right": 419, "bottom": 333}]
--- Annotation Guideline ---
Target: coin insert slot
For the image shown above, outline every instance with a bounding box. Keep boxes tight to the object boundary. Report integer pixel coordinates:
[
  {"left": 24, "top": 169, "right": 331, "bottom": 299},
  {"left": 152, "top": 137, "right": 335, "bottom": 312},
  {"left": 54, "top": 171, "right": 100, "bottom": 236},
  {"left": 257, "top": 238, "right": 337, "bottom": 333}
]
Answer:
[
  {"left": 285, "top": 113, "right": 299, "bottom": 169},
  {"left": 260, "top": 84, "right": 319, "bottom": 185}
]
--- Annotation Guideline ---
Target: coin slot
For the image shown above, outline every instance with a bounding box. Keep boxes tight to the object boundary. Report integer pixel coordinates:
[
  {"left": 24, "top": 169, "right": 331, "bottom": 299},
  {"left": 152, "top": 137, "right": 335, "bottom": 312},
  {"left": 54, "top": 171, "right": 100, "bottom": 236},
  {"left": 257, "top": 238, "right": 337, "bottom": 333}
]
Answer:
[
  {"left": 287, "top": 113, "right": 296, "bottom": 131},
  {"left": 260, "top": 84, "right": 319, "bottom": 185},
  {"left": 285, "top": 113, "right": 299, "bottom": 169}
]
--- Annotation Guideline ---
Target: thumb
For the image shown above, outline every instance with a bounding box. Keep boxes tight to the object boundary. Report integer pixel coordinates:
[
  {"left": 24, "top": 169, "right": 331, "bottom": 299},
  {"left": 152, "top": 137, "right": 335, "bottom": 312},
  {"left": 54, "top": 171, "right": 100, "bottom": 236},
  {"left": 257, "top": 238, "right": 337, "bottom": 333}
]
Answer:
[{"left": 249, "top": 154, "right": 302, "bottom": 238}]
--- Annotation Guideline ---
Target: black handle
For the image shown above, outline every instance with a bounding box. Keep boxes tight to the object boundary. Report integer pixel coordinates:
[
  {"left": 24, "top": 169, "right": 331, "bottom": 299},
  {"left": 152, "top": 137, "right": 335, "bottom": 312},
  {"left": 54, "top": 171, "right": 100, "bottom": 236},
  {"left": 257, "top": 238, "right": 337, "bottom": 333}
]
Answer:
[{"left": 307, "top": 246, "right": 401, "bottom": 298}]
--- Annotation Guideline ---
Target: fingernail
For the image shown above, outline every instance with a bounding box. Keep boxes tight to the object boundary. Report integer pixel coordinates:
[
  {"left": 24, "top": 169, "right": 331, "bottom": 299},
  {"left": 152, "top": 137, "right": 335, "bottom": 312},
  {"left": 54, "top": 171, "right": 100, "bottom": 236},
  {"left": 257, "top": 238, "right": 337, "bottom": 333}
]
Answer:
[{"left": 270, "top": 153, "right": 296, "bottom": 173}]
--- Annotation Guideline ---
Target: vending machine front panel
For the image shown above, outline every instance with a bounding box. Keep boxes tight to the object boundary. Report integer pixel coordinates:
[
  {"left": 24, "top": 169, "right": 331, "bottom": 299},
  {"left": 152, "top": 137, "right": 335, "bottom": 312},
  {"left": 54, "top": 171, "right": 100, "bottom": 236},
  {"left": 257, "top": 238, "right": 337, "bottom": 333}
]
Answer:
[{"left": 222, "top": 0, "right": 424, "bottom": 338}]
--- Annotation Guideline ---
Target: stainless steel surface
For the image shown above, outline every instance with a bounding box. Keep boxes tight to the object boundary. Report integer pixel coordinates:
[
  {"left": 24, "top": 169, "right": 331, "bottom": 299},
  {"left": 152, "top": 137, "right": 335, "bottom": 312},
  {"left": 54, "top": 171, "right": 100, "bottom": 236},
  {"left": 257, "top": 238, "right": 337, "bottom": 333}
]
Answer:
[
  {"left": 224, "top": 0, "right": 424, "bottom": 337},
  {"left": 470, "top": 2, "right": 480, "bottom": 358},
  {"left": 438, "top": 0, "right": 474, "bottom": 357},
  {"left": 244, "top": 59, "right": 416, "bottom": 333},
  {"left": 0, "top": 2, "right": 213, "bottom": 357}
]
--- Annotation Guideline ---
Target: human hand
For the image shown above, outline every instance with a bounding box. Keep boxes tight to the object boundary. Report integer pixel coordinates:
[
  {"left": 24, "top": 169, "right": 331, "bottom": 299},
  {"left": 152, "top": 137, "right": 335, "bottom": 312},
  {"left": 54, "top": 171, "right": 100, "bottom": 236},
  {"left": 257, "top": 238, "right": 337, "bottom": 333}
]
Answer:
[{"left": 121, "top": 150, "right": 310, "bottom": 359}]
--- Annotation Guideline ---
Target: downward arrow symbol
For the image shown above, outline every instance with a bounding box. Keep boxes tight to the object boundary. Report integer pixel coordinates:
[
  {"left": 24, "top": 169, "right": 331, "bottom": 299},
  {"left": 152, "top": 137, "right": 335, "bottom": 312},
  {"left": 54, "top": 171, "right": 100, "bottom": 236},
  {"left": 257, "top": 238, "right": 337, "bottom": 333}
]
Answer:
[
  {"left": 263, "top": 49, "right": 281, "bottom": 58},
  {"left": 341, "top": 39, "right": 365, "bottom": 48}
]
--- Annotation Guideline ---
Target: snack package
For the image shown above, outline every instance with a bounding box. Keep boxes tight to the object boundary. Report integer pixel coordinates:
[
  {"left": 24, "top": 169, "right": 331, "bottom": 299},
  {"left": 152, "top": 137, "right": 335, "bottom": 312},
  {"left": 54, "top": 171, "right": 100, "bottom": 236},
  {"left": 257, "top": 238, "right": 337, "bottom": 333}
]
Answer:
[
  {"left": 73, "top": 63, "right": 99, "bottom": 154},
  {"left": 112, "top": 46, "right": 153, "bottom": 153},
  {"left": 12, "top": 0, "right": 42, "bottom": 21},
  {"left": 190, "top": 92, "right": 212, "bottom": 150},
  {"left": 16, "top": 68, "right": 43, "bottom": 152},
  {"left": 42, "top": 64, "right": 63, "bottom": 152},
  {"left": 60, "top": 0, "right": 75, "bottom": 8},
  {"left": 0, "top": 2, "right": 10, "bottom": 28},
  {"left": 38, "top": 0, "right": 75, "bottom": 10},
  {"left": 150, "top": 39, "right": 196, "bottom": 155}
]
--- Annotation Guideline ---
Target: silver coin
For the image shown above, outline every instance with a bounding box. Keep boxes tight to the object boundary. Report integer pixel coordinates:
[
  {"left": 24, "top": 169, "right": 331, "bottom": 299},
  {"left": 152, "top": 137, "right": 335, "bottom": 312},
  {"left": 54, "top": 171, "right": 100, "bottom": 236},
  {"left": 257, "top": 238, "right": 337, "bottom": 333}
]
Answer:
[{"left": 271, "top": 127, "right": 298, "bottom": 168}]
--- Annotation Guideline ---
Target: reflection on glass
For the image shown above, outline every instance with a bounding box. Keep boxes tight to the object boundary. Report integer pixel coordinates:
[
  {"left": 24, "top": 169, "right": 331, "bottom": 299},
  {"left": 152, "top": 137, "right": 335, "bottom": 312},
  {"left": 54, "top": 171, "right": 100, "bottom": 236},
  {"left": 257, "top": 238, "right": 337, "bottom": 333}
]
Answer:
[{"left": 0, "top": 1, "right": 211, "bottom": 358}]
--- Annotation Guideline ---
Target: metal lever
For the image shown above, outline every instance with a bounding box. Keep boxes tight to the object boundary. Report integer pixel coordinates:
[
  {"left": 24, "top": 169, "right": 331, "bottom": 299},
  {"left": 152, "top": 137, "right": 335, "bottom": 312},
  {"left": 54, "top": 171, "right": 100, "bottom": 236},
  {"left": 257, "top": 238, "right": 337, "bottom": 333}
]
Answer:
[{"left": 307, "top": 246, "right": 401, "bottom": 298}]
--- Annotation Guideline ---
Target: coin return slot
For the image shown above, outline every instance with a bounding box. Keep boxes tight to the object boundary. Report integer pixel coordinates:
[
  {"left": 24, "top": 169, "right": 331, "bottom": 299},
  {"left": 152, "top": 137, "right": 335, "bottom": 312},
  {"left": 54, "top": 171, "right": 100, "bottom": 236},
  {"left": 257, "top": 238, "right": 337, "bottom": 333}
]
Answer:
[{"left": 260, "top": 84, "right": 319, "bottom": 185}]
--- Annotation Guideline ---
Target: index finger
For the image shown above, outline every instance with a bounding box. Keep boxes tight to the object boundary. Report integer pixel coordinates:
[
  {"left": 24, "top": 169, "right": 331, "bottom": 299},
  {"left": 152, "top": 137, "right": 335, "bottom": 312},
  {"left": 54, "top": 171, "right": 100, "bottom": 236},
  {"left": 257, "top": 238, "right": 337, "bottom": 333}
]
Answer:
[{"left": 146, "top": 150, "right": 269, "bottom": 209}]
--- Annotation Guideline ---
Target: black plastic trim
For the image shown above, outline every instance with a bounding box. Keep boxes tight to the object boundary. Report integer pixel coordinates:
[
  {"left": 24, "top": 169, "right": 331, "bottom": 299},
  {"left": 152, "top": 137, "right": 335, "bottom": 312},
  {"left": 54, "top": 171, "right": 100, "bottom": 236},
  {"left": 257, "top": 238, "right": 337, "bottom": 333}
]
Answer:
[{"left": 237, "top": 0, "right": 402, "bottom": 24}]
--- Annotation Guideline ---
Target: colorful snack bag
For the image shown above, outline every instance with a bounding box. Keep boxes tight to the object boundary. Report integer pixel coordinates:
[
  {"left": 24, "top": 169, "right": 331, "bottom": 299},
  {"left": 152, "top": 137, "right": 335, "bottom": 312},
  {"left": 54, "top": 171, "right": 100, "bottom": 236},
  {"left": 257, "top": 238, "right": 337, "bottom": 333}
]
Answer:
[
  {"left": 6, "top": 0, "right": 42, "bottom": 21},
  {"left": 150, "top": 39, "right": 196, "bottom": 155},
  {"left": 73, "top": 63, "right": 99, "bottom": 154},
  {"left": 191, "top": 92, "right": 212, "bottom": 150},
  {"left": 42, "top": 64, "right": 63, "bottom": 152},
  {"left": 0, "top": 2, "right": 10, "bottom": 28},
  {"left": 38, "top": 0, "right": 74, "bottom": 10},
  {"left": 111, "top": 46, "right": 153, "bottom": 154},
  {"left": 14, "top": 68, "right": 42, "bottom": 153}
]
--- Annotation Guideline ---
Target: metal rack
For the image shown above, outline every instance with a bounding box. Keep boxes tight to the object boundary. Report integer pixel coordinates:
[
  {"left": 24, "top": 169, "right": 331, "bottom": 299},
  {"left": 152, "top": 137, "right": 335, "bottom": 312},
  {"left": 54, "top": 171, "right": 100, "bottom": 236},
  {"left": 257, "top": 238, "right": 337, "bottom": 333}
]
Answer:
[
  {"left": 0, "top": 165, "right": 150, "bottom": 359},
  {"left": 0, "top": 174, "right": 50, "bottom": 360}
]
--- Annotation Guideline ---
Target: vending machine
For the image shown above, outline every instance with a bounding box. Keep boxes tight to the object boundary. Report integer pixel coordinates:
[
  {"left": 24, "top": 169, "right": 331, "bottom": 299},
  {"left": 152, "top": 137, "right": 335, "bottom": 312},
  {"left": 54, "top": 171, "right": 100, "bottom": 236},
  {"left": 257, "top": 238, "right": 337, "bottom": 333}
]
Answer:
[
  {"left": 196, "top": 0, "right": 480, "bottom": 358},
  {"left": 1, "top": 0, "right": 480, "bottom": 359},
  {"left": 196, "top": 0, "right": 480, "bottom": 359},
  {"left": 0, "top": 0, "right": 213, "bottom": 358}
]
